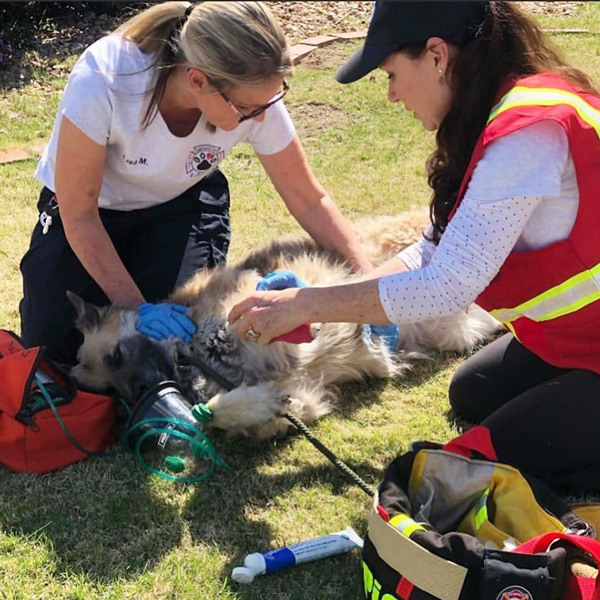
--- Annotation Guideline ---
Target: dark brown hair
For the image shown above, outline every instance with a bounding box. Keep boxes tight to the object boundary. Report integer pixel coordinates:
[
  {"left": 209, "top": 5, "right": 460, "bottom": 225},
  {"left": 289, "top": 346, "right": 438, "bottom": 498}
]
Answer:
[{"left": 401, "top": 2, "right": 597, "bottom": 244}]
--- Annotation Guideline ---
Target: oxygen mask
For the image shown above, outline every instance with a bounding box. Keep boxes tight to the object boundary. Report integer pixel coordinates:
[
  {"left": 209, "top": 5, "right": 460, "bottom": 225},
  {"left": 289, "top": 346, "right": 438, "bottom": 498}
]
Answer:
[{"left": 124, "top": 381, "right": 229, "bottom": 483}]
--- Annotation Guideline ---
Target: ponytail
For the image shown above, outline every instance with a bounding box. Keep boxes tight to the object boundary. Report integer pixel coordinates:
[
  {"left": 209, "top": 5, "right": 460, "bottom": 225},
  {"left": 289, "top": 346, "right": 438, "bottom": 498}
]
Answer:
[{"left": 116, "top": 1, "right": 292, "bottom": 129}]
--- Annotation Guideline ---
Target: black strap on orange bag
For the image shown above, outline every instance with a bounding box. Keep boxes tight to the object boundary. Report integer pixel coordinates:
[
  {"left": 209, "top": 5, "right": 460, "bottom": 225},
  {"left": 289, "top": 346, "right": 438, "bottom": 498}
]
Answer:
[{"left": 0, "top": 330, "right": 116, "bottom": 473}]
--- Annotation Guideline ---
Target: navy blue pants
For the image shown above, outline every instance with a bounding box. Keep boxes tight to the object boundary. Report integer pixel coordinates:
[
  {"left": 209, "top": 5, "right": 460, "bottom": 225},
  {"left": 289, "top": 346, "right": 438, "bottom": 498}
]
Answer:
[
  {"left": 449, "top": 333, "right": 600, "bottom": 494},
  {"left": 19, "top": 170, "right": 230, "bottom": 365}
]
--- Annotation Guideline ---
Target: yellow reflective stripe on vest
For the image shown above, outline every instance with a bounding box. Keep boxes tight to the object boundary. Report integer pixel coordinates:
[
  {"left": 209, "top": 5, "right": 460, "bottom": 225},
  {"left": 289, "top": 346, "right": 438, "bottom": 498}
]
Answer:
[
  {"left": 474, "top": 487, "right": 490, "bottom": 530},
  {"left": 389, "top": 513, "right": 426, "bottom": 538},
  {"left": 486, "top": 86, "right": 600, "bottom": 325},
  {"left": 490, "top": 262, "right": 600, "bottom": 324},
  {"left": 488, "top": 86, "right": 600, "bottom": 137}
]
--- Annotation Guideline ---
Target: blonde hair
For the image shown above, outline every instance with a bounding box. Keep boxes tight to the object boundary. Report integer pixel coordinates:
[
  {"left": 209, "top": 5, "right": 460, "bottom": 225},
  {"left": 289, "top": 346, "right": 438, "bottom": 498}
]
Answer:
[{"left": 116, "top": 1, "right": 293, "bottom": 128}]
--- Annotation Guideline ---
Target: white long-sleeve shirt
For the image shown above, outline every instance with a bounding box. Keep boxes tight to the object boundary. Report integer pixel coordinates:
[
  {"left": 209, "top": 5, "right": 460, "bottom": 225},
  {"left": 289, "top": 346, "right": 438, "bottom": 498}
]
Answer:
[{"left": 379, "top": 120, "right": 579, "bottom": 323}]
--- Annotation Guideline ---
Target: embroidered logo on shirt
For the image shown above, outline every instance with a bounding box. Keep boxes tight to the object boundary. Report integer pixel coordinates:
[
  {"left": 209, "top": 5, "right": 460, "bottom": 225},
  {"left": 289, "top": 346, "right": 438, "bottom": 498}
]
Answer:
[{"left": 186, "top": 144, "right": 225, "bottom": 177}]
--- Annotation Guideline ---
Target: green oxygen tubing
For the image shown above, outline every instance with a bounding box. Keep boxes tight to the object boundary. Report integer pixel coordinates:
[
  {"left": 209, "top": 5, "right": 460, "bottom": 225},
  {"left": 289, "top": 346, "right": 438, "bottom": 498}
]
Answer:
[{"left": 33, "top": 376, "right": 230, "bottom": 483}]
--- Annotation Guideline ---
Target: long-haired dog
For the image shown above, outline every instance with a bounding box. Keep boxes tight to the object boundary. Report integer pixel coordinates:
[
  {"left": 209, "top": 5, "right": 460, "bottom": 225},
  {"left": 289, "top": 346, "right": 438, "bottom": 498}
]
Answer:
[{"left": 69, "top": 211, "right": 500, "bottom": 438}]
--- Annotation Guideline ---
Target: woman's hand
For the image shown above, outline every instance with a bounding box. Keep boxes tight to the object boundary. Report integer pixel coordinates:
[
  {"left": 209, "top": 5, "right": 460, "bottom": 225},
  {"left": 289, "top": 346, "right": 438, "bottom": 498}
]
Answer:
[
  {"left": 136, "top": 303, "right": 197, "bottom": 343},
  {"left": 227, "top": 288, "right": 308, "bottom": 345},
  {"left": 229, "top": 278, "right": 392, "bottom": 345},
  {"left": 256, "top": 269, "right": 306, "bottom": 291}
]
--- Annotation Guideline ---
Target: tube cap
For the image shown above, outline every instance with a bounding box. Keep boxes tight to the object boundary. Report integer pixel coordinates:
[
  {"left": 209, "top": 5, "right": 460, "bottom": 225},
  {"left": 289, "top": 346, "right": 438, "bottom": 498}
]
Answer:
[
  {"left": 164, "top": 455, "right": 186, "bottom": 473},
  {"left": 231, "top": 566, "right": 255, "bottom": 584},
  {"left": 192, "top": 403, "right": 214, "bottom": 424}
]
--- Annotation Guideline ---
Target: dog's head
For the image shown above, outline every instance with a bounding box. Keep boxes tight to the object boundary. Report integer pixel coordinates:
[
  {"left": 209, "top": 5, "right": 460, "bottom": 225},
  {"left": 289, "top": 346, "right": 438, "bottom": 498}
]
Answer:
[{"left": 68, "top": 292, "right": 178, "bottom": 401}]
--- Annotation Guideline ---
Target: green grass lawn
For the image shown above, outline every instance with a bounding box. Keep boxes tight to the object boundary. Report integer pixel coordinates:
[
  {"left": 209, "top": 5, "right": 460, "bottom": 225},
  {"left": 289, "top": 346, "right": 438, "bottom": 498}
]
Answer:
[{"left": 1, "top": 5, "right": 600, "bottom": 599}]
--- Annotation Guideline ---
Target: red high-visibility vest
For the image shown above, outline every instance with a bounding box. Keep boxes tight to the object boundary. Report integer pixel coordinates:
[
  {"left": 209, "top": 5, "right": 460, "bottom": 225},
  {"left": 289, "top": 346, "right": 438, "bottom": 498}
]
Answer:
[{"left": 450, "top": 73, "right": 600, "bottom": 373}]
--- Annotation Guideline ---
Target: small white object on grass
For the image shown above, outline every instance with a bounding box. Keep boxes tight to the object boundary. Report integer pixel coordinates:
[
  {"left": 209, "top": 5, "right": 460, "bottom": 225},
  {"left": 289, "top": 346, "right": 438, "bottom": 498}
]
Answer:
[
  {"left": 231, "top": 566, "right": 257, "bottom": 584},
  {"left": 231, "top": 527, "right": 363, "bottom": 585}
]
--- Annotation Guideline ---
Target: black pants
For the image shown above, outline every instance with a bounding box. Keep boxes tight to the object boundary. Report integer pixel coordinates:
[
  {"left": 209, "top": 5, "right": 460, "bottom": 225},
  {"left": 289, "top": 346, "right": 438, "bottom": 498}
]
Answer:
[
  {"left": 19, "top": 170, "right": 230, "bottom": 365},
  {"left": 449, "top": 333, "right": 600, "bottom": 494}
]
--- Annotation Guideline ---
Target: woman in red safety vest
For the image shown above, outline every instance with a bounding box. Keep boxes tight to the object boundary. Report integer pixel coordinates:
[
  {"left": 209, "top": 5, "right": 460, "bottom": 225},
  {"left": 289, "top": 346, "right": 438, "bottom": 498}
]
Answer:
[{"left": 228, "top": 1, "right": 600, "bottom": 494}]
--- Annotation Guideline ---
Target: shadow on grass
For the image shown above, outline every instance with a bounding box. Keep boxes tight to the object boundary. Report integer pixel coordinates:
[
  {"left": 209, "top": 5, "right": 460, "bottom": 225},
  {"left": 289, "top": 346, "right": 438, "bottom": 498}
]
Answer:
[
  {"left": 181, "top": 432, "right": 374, "bottom": 590},
  {"left": 0, "top": 431, "right": 373, "bottom": 587},
  {"left": 443, "top": 407, "right": 475, "bottom": 435},
  {"left": 0, "top": 453, "right": 183, "bottom": 583},
  {"left": 333, "top": 350, "right": 462, "bottom": 420},
  {"left": 0, "top": 349, "right": 465, "bottom": 589},
  {"left": 0, "top": 4, "right": 125, "bottom": 91}
]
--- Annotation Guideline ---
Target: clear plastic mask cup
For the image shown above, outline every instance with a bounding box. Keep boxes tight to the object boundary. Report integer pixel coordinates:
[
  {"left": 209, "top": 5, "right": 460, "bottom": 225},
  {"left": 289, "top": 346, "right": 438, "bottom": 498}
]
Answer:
[{"left": 125, "top": 381, "right": 215, "bottom": 482}]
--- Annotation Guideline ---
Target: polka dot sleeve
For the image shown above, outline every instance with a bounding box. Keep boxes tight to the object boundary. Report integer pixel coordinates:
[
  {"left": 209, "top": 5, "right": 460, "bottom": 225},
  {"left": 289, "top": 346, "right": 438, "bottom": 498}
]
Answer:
[
  {"left": 396, "top": 225, "right": 436, "bottom": 270},
  {"left": 379, "top": 194, "right": 543, "bottom": 323},
  {"left": 378, "top": 120, "right": 570, "bottom": 324}
]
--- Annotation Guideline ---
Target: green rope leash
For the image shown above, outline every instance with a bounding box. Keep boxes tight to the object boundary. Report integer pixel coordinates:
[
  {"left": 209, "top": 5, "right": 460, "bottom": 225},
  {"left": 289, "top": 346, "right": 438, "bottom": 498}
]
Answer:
[{"left": 179, "top": 353, "right": 375, "bottom": 496}]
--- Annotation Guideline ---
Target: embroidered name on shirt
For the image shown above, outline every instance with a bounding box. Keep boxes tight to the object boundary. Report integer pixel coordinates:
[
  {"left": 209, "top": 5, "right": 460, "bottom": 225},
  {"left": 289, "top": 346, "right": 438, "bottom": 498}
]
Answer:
[{"left": 123, "top": 155, "right": 148, "bottom": 166}]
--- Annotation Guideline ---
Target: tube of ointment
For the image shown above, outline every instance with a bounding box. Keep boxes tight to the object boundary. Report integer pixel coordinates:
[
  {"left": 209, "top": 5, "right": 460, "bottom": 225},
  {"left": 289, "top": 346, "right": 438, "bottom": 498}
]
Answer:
[{"left": 231, "top": 526, "right": 363, "bottom": 584}]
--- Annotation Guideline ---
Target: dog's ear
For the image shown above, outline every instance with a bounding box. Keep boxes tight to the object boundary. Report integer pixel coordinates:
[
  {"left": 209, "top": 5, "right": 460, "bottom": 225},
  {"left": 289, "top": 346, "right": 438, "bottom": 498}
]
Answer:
[{"left": 67, "top": 291, "right": 103, "bottom": 331}]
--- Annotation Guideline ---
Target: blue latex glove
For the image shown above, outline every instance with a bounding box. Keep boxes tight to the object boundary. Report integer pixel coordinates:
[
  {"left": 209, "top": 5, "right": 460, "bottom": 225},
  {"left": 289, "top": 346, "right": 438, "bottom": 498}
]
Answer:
[
  {"left": 136, "top": 303, "right": 196, "bottom": 343},
  {"left": 256, "top": 270, "right": 307, "bottom": 291},
  {"left": 363, "top": 323, "right": 400, "bottom": 353}
]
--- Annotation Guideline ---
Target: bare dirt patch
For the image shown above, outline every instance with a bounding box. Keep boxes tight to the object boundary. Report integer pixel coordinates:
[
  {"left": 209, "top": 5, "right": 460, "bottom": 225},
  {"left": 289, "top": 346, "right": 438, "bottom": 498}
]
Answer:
[
  {"left": 519, "top": 2, "right": 583, "bottom": 16},
  {"left": 0, "top": 2, "right": 373, "bottom": 90},
  {"left": 2, "top": 1, "right": 584, "bottom": 91},
  {"left": 286, "top": 101, "right": 354, "bottom": 141},
  {"left": 267, "top": 1, "right": 372, "bottom": 42},
  {"left": 300, "top": 43, "right": 357, "bottom": 71}
]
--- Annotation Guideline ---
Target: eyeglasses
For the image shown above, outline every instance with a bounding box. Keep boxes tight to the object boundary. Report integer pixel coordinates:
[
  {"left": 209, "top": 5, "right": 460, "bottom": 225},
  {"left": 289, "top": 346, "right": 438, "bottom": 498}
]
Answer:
[{"left": 220, "top": 80, "right": 289, "bottom": 123}]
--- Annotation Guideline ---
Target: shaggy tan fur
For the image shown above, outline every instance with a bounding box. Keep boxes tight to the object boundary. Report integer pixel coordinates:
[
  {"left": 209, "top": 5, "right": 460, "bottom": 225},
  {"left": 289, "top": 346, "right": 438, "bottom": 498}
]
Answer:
[{"left": 70, "top": 211, "right": 501, "bottom": 438}]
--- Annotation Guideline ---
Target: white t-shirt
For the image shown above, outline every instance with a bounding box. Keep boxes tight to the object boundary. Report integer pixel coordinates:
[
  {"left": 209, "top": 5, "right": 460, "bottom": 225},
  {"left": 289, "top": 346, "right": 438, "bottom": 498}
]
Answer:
[
  {"left": 36, "top": 35, "right": 296, "bottom": 211},
  {"left": 379, "top": 120, "right": 580, "bottom": 323}
]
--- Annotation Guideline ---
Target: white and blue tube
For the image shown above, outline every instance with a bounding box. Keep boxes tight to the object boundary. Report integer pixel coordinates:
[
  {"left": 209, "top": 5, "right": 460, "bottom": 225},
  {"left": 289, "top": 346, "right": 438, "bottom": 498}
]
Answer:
[{"left": 231, "top": 527, "right": 363, "bottom": 584}]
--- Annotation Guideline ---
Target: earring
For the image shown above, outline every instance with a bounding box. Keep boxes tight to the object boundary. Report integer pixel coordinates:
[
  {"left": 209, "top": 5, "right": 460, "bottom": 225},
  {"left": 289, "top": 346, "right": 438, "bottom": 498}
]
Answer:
[{"left": 438, "top": 69, "right": 446, "bottom": 84}]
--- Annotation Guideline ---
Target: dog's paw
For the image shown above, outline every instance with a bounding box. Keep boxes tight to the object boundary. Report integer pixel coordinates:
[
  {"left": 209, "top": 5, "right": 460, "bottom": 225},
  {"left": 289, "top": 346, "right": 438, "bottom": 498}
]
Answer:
[
  {"left": 272, "top": 394, "right": 292, "bottom": 416},
  {"left": 206, "top": 384, "right": 292, "bottom": 431},
  {"left": 237, "top": 391, "right": 291, "bottom": 423}
]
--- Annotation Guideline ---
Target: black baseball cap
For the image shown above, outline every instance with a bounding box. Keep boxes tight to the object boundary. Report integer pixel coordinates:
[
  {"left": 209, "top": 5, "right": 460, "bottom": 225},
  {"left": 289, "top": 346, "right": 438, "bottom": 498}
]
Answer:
[{"left": 336, "top": 1, "right": 489, "bottom": 84}]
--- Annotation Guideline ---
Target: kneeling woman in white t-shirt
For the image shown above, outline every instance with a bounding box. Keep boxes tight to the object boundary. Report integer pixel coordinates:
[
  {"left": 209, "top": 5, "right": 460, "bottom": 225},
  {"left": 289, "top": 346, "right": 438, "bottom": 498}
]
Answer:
[{"left": 19, "top": 1, "right": 372, "bottom": 364}]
